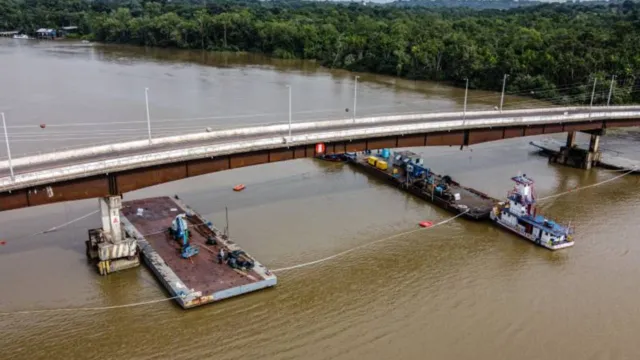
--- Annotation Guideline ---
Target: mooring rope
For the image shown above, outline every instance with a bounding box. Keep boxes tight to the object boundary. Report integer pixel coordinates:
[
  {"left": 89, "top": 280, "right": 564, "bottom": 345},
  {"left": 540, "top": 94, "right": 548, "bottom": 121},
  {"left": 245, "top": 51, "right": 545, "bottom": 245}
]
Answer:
[
  {"left": 537, "top": 168, "right": 636, "bottom": 202},
  {"left": 0, "top": 167, "right": 636, "bottom": 315},
  {"left": 0, "top": 296, "right": 181, "bottom": 316},
  {"left": 271, "top": 211, "right": 468, "bottom": 273}
]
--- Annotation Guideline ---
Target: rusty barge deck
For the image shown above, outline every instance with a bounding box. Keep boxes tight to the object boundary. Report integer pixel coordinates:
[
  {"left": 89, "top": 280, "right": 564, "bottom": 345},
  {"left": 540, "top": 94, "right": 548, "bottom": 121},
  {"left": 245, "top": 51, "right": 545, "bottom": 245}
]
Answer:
[
  {"left": 120, "top": 196, "right": 277, "bottom": 309},
  {"left": 347, "top": 152, "right": 498, "bottom": 220}
]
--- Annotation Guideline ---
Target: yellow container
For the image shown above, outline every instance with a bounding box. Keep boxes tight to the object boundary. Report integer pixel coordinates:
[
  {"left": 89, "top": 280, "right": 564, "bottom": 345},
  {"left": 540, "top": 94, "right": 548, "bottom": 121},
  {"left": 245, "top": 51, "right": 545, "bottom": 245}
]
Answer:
[
  {"left": 393, "top": 168, "right": 398, "bottom": 174},
  {"left": 367, "top": 156, "right": 378, "bottom": 166},
  {"left": 376, "top": 160, "right": 388, "bottom": 170}
]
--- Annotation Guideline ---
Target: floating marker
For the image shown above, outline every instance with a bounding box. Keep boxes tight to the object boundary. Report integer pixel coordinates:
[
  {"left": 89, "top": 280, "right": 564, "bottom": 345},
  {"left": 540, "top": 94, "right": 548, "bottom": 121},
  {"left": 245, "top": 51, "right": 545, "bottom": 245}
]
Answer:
[
  {"left": 0, "top": 241, "right": 6, "bottom": 245},
  {"left": 419, "top": 221, "right": 433, "bottom": 228}
]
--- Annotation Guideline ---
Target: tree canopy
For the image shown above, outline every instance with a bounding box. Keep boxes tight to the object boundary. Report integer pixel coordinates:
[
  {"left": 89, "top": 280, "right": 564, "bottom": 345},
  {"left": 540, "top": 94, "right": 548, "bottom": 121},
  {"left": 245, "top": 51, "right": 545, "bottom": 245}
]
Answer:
[{"left": 2, "top": 0, "right": 640, "bottom": 104}]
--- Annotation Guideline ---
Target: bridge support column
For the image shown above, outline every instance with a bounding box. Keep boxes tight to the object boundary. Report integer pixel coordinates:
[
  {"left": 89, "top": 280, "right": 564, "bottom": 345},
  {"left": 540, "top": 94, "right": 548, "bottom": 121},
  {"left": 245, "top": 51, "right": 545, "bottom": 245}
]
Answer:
[
  {"left": 589, "top": 134, "right": 600, "bottom": 153},
  {"left": 86, "top": 196, "right": 140, "bottom": 275},
  {"left": 566, "top": 131, "right": 577, "bottom": 148},
  {"left": 549, "top": 131, "right": 602, "bottom": 170}
]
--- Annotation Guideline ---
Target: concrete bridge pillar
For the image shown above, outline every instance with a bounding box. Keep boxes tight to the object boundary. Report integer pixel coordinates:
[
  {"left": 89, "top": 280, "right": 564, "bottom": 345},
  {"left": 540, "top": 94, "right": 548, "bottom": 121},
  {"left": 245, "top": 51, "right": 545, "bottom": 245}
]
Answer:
[
  {"left": 549, "top": 131, "right": 601, "bottom": 170},
  {"left": 100, "top": 196, "right": 122, "bottom": 243},
  {"left": 566, "top": 131, "right": 577, "bottom": 148},
  {"left": 86, "top": 196, "right": 140, "bottom": 275},
  {"left": 589, "top": 134, "right": 600, "bottom": 153}
]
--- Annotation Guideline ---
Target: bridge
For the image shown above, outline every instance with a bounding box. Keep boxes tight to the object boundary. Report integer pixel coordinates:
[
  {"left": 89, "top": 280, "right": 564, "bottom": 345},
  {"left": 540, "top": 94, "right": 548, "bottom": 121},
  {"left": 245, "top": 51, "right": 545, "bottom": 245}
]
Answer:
[{"left": 1, "top": 105, "right": 640, "bottom": 212}]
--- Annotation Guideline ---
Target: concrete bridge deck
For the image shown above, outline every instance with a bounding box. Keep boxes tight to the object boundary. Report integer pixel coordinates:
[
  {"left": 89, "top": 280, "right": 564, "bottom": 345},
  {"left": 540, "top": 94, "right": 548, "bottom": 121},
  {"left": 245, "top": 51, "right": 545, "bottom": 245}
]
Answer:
[
  {"left": 3, "top": 106, "right": 640, "bottom": 177},
  {"left": 1, "top": 105, "right": 640, "bottom": 211}
]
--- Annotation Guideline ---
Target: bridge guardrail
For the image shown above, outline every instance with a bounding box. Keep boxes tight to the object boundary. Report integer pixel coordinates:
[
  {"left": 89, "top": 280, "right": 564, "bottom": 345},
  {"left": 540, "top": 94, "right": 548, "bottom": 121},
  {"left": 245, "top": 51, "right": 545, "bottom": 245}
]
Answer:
[
  {"left": 2, "top": 105, "right": 640, "bottom": 171},
  {"left": 1, "top": 110, "right": 640, "bottom": 192}
]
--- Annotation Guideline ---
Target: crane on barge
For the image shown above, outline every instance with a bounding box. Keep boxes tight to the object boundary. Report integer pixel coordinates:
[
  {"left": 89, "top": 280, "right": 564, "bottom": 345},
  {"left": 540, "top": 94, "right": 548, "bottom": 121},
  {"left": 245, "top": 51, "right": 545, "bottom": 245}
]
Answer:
[{"left": 169, "top": 214, "right": 200, "bottom": 259}]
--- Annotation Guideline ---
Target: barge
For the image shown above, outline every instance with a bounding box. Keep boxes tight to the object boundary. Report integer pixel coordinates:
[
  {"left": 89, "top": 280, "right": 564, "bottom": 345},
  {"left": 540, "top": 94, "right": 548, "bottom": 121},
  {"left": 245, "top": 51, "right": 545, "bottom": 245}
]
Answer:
[
  {"left": 119, "top": 196, "right": 277, "bottom": 309},
  {"left": 490, "top": 175, "right": 574, "bottom": 250},
  {"left": 346, "top": 150, "right": 497, "bottom": 220},
  {"left": 316, "top": 153, "right": 351, "bottom": 162}
]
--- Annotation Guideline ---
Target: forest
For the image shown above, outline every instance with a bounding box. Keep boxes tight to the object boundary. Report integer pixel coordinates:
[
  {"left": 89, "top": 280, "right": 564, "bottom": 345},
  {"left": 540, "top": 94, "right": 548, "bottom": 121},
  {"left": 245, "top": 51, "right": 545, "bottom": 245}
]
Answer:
[{"left": 2, "top": 0, "right": 640, "bottom": 103}]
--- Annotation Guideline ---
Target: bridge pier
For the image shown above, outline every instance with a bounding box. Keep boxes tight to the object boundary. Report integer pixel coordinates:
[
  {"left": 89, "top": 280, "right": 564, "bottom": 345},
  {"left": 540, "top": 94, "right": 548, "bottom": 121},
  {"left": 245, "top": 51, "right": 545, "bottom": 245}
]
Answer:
[
  {"left": 549, "top": 131, "right": 602, "bottom": 170},
  {"left": 85, "top": 196, "right": 140, "bottom": 275}
]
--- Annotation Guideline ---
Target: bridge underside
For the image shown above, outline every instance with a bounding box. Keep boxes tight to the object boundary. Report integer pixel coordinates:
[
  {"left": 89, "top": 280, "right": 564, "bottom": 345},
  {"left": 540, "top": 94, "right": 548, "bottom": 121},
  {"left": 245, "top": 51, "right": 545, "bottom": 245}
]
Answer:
[{"left": 1, "top": 119, "right": 638, "bottom": 211}]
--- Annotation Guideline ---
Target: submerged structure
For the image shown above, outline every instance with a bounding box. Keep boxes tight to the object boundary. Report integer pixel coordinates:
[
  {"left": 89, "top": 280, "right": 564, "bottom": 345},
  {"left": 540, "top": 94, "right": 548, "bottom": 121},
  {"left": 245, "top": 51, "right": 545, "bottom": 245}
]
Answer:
[{"left": 490, "top": 175, "right": 574, "bottom": 250}]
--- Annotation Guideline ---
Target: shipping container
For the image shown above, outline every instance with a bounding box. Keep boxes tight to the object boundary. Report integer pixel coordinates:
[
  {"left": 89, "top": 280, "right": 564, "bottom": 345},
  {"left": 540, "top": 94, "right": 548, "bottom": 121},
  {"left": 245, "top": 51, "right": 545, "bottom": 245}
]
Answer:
[{"left": 376, "top": 160, "right": 388, "bottom": 170}]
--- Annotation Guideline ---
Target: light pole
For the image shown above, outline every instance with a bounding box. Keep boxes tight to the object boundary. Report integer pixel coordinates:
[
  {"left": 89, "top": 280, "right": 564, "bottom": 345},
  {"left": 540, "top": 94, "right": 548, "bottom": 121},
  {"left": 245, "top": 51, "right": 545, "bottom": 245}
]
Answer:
[
  {"left": 145, "top": 87, "right": 152, "bottom": 144},
  {"left": 590, "top": 77, "right": 598, "bottom": 108},
  {"left": 607, "top": 75, "right": 616, "bottom": 106},
  {"left": 286, "top": 85, "right": 292, "bottom": 141},
  {"left": 463, "top": 78, "right": 469, "bottom": 119},
  {"left": 353, "top": 75, "right": 359, "bottom": 122},
  {"left": 499, "top": 74, "right": 509, "bottom": 112},
  {"left": 1, "top": 112, "right": 14, "bottom": 180}
]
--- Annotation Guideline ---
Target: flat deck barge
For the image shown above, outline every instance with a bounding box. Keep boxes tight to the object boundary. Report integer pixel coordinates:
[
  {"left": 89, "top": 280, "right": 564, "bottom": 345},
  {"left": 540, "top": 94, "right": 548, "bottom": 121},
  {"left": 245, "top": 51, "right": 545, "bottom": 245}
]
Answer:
[
  {"left": 347, "top": 151, "right": 498, "bottom": 220},
  {"left": 120, "top": 196, "right": 277, "bottom": 309}
]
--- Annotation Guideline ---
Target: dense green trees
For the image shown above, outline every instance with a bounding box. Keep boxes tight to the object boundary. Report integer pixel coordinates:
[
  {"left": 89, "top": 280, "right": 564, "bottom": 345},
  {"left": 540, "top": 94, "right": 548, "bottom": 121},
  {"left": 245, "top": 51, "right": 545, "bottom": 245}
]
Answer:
[{"left": 3, "top": 0, "right": 640, "bottom": 103}]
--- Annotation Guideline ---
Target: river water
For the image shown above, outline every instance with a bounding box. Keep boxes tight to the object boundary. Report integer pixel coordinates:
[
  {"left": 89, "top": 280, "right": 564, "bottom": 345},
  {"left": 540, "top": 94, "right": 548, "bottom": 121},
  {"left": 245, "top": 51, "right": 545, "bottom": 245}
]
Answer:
[{"left": 1, "top": 39, "right": 640, "bottom": 360}]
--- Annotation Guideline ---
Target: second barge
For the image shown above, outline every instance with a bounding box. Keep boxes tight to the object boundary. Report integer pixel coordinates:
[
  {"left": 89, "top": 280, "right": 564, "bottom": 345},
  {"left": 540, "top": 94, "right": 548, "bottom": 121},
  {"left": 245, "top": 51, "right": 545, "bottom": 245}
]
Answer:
[
  {"left": 346, "top": 150, "right": 497, "bottom": 220},
  {"left": 120, "top": 196, "right": 277, "bottom": 309}
]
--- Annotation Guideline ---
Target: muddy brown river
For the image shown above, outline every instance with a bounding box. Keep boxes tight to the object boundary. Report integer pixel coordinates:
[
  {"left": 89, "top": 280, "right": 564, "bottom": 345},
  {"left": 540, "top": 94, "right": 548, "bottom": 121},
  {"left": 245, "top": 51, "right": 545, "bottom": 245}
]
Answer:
[{"left": 1, "top": 39, "right": 639, "bottom": 360}]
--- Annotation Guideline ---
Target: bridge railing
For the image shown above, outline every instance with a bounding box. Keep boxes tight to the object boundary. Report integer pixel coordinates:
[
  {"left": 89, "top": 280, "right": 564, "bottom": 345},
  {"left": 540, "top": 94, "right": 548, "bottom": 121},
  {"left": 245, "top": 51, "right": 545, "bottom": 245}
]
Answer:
[
  {"left": 2, "top": 109, "right": 640, "bottom": 192},
  {"left": 2, "top": 105, "right": 640, "bottom": 171}
]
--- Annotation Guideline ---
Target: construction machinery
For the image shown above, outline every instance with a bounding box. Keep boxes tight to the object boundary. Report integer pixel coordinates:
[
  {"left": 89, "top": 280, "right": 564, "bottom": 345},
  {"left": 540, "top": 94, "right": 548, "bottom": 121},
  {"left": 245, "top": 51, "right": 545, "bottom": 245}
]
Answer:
[{"left": 169, "top": 213, "right": 200, "bottom": 259}]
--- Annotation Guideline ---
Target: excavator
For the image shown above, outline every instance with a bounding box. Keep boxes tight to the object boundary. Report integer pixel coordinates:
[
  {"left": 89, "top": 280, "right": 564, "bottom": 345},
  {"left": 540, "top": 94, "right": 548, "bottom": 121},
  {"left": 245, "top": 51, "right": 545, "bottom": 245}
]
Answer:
[{"left": 168, "top": 214, "right": 200, "bottom": 259}]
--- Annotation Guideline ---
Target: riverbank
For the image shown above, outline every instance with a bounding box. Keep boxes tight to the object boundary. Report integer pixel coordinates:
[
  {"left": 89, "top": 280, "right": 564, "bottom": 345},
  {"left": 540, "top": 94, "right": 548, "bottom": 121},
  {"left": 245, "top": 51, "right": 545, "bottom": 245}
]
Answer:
[{"left": 5, "top": 0, "right": 640, "bottom": 105}]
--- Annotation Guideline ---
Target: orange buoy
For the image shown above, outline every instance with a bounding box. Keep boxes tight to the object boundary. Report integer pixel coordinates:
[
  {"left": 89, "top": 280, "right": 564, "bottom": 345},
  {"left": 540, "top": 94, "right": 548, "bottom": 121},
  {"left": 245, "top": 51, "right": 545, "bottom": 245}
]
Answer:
[
  {"left": 233, "top": 184, "right": 246, "bottom": 192},
  {"left": 419, "top": 221, "right": 433, "bottom": 228}
]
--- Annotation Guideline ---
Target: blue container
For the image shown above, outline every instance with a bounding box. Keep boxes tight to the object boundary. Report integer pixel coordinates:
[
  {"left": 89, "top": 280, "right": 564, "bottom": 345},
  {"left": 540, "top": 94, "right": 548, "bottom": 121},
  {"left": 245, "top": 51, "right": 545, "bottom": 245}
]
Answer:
[{"left": 381, "top": 148, "right": 390, "bottom": 159}]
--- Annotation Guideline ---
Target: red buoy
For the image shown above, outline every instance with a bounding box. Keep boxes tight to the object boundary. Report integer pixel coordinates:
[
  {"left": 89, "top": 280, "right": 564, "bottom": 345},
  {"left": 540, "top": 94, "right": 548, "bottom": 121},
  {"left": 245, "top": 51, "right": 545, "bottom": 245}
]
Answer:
[
  {"left": 0, "top": 241, "right": 6, "bottom": 245},
  {"left": 39, "top": 124, "right": 46, "bottom": 129},
  {"left": 419, "top": 221, "right": 433, "bottom": 228}
]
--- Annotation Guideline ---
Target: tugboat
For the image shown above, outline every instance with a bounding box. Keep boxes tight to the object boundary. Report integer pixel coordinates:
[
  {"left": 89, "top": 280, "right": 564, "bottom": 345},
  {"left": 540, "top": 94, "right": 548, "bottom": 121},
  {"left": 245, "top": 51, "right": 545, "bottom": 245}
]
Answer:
[{"left": 490, "top": 174, "right": 574, "bottom": 250}]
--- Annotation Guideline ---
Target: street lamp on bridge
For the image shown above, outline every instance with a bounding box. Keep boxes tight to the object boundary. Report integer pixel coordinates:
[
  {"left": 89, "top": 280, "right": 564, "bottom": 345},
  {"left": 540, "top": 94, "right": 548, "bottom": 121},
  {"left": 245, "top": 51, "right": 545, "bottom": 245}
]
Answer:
[
  {"left": 145, "top": 87, "right": 152, "bottom": 145},
  {"left": 499, "top": 74, "right": 509, "bottom": 112},
  {"left": 353, "top": 75, "right": 360, "bottom": 122},
  {"left": 607, "top": 75, "right": 617, "bottom": 107},
  {"left": 1, "top": 112, "right": 13, "bottom": 181},
  {"left": 463, "top": 77, "right": 469, "bottom": 120},
  {"left": 286, "top": 84, "right": 292, "bottom": 142}
]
